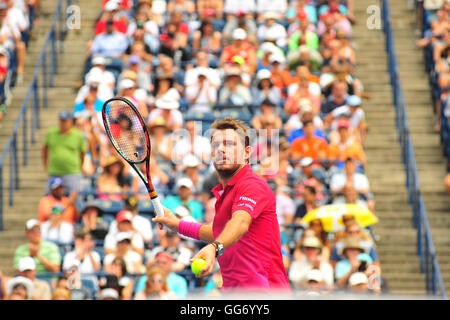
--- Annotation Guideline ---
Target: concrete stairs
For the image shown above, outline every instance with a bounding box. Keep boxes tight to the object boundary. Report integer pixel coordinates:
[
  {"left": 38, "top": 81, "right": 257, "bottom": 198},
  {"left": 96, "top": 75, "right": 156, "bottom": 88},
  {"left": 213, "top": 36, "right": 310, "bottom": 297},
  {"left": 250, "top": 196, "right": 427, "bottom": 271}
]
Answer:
[
  {"left": 388, "top": 1, "right": 450, "bottom": 294},
  {"left": 351, "top": 0, "right": 425, "bottom": 295},
  {"left": 0, "top": 0, "right": 100, "bottom": 277}
]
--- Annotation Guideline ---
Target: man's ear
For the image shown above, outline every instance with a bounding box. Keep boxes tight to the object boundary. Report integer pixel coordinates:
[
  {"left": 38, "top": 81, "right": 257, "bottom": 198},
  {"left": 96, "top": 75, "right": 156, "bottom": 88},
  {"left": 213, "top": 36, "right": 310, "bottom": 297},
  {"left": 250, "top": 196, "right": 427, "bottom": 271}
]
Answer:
[{"left": 244, "top": 145, "right": 252, "bottom": 164}]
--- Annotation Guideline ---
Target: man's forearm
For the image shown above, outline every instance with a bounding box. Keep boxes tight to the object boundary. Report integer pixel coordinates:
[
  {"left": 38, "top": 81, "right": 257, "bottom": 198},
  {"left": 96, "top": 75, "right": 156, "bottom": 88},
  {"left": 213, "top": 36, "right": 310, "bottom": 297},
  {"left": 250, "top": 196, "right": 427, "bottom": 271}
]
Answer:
[
  {"left": 37, "top": 254, "right": 60, "bottom": 273},
  {"left": 215, "top": 211, "right": 251, "bottom": 250}
]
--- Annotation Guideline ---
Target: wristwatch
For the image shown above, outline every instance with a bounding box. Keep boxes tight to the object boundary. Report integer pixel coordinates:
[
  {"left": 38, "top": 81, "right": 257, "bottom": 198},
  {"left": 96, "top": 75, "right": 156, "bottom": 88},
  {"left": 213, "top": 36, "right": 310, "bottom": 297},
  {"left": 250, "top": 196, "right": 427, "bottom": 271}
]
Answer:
[{"left": 211, "top": 241, "right": 224, "bottom": 257}]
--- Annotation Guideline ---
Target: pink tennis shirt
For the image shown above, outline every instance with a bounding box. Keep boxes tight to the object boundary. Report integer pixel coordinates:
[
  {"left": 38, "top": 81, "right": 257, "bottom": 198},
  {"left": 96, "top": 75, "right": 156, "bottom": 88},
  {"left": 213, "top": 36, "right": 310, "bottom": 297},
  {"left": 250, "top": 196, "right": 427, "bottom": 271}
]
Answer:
[{"left": 211, "top": 164, "right": 290, "bottom": 292}]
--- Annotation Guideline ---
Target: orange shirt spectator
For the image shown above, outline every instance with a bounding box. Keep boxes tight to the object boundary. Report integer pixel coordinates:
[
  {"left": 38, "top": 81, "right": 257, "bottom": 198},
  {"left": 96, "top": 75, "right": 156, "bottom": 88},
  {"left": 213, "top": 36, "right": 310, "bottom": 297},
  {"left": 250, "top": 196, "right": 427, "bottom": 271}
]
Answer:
[
  {"left": 328, "top": 119, "right": 366, "bottom": 165},
  {"left": 291, "top": 120, "right": 328, "bottom": 160},
  {"left": 38, "top": 178, "right": 78, "bottom": 224},
  {"left": 269, "top": 54, "right": 293, "bottom": 92},
  {"left": 220, "top": 28, "right": 257, "bottom": 75}
]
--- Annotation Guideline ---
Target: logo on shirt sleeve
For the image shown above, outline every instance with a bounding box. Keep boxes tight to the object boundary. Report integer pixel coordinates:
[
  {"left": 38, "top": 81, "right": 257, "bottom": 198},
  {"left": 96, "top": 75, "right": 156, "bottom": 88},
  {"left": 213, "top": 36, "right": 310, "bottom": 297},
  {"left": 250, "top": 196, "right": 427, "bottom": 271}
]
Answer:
[{"left": 236, "top": 196, "right": 257, "bottom": 212}]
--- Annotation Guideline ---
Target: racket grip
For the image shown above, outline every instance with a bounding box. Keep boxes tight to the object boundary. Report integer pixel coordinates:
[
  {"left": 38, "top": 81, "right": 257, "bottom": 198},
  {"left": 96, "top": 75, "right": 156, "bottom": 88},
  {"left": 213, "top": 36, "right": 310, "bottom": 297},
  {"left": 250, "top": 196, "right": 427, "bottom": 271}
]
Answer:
[{"left": 151, "top": 196, "right": 165, "bottom": 218}]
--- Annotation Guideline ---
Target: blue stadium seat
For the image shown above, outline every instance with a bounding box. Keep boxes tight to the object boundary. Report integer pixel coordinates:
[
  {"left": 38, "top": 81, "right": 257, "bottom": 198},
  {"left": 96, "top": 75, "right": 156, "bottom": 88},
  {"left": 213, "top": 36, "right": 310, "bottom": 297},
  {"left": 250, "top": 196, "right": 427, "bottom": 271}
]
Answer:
[
  {"left": 98, "top": 199, "right": 123, "bottom": 215},
  {"left": 101, "top": 214, "right": 116, "bottom": 227}
]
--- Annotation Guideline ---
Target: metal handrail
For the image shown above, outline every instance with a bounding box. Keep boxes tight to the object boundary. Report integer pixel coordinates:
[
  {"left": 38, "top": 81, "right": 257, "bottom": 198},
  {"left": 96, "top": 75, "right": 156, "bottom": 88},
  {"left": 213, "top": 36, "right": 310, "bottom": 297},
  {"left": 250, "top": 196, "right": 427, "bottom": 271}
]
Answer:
[
  {"left": 0, "top": 0, "right": 72, "bottom": 231},
  {"left": 381, "top": 0, "right": 447, "bottom": 298}
]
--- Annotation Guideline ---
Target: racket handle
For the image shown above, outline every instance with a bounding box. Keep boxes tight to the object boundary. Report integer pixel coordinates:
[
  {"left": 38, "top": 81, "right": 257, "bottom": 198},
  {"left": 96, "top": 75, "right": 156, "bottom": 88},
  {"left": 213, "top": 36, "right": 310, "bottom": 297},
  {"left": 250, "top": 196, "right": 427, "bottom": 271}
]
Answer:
[{"left": 151, "top": 196, "right": 165, "bottom": 218}]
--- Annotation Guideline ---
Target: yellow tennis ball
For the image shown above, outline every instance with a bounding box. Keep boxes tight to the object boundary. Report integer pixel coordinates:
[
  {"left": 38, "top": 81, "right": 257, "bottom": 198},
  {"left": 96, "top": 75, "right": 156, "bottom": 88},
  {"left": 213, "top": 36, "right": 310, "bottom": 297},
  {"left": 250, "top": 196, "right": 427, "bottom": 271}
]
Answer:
[{"left": 191, "top": 258, "right": 207, "bottom": 275}]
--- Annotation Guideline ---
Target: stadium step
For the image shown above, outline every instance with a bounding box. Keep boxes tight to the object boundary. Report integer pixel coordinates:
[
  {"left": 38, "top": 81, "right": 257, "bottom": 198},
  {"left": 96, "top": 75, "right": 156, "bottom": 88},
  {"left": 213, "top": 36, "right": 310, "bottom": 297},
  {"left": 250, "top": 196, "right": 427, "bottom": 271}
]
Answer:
[
  {"left": 390, "top": 1, "right": 450, "bottom": 294},
  {"left": 0, "top": 0, "right": 101, "bottom": 277}
]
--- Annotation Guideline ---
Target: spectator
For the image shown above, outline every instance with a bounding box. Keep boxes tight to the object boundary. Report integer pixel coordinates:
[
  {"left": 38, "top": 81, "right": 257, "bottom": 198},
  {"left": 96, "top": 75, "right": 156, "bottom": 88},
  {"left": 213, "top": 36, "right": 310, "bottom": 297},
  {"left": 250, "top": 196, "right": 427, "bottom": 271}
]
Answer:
[
  {"left": 38, "top": 177, "right": 78, "bottom": 225},
  {"left": 146, "top": 116, "right": 174, "bottom": 176},
  {"left": 107, "top": 197, "right": 154, "bottom": 243},
  {"left": 291, "top": 120, "right": 328, "bottom": 161},
  {"left": 285, "top": 101, "right": 324, "bottom": 139},
  {"left": 251, "top": 99, "right": 282, "bottom": 131},
  {"left": 42, "top": 110, "right": 86, "bottom": 196},
  {"left": 97, "top": 155, "right": 129, "bottom": 202},
  {"left": 220, "top": 28, "right": 257, "bottom": 75},
  {"left": 184, "top": 66, "right": 218, "bottom": 112},
  {"left": 104, "top": 210, "right": 145, "bottom": 256},
  {"left": 257, "top": 12, "right": 287, "bottom": 48},
  {"left": 103, "top": 256, "right": 134, "bottom": 300},
  {"left": 90, "top": 19, "right": 128, "bottom": 58},
  {"left": 330, "top": 221, "right": 379, "bottom": 268},
  {"left": 252, "top": 69, "right": 282, "bottom": 108},
  {"left": 330, "top": 157, "right": 370, "bottom": 196},
  {"left": 173, "top": 120, "right": 212, "bottom": 165},
  {"left": 275, "top": 184, "right": 296, "bottom": 226},
  {"left": 148, "top": 96, "right": 184, "bottom": 131},
  {"left": 218, "top": 67, "right": 253, "bottom": 106},
  {"left": 77, "top": 199, "right": 109, "bottom": 240},
  {"left": 288, "top": 14, "right": 319, "bottom": 51},
  {"left": 222, "top": 11, "right": 257, "bottom": 44},
  {"left": 62, "top": 230, "right": 101, "bottom": 280},
  {"left": 294, "top": 185, "right": 319, "bottom": 222},
  {"left": 328, "top": 119, "right": 367, "bottom": 167},
  {"left": 334, "top": 239, "right": 367, "bottom": 289},
  {"left": 6, "top": 276, "right": 33, "bottom": 300},
  {"left": 286, "top": 0, "right": 318, "bottom": 25},
  {"left": 13, "top": 219, "right": 61, "bottom": 273},
  {"left": 95, "top": 1, "right": 128, "bottom": 35},
  {"left": 162, "top": 177, "right": 204, "bottom": 222},
  {"left": 15, "top": 257, "right": 51, "bottom": 300},
  {"left": 41, "top": 204, "right": 74, "bottom": 244},
  {"left": 180, "top": 154, "right": 205, "bottom": 196},
  {"left": 348, "top": 272, "right": 371, "bottom": 294},
  {"left": 134, "top": 267, "right": 177, "bottom": 300},
  {"left": 320, "top": 80, "right": 348, "bottom": 115},
  {"left": 135, "top": 251, "right": 188, "bottom": 298},
  {"left": 292, "top": 156, "right": 327, "bottom": 203},
  {"left": 146, "top": 229, "right": 193, "bottom": 273},
  {"left": 192, "top": 18, "right": 222, "bottom": 63},
  {"left": 75, "top": 71, "right": 114, "bottom": 104},
  {"left": 85, "top": 55, "right": 116, "bottom": 89},
  {"left": 185, "top": 51, "right": 221, "bottom": 88},
  {"left": 288, "top": 236, "right": 334, "bottom": 289},
  {"left": 103, "top": 232, "right": 144, "bottom": 274}
]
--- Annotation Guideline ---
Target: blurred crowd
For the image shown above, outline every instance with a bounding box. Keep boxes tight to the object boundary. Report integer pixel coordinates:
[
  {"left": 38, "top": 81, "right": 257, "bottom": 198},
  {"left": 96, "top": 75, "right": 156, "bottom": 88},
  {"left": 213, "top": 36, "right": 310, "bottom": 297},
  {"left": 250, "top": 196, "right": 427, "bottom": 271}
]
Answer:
[
  {"left": 0, "top": 0, "right": 391, "bottom": 300},
  {"left": 415, "top": 0, "right": 450, "bottom": 194}
]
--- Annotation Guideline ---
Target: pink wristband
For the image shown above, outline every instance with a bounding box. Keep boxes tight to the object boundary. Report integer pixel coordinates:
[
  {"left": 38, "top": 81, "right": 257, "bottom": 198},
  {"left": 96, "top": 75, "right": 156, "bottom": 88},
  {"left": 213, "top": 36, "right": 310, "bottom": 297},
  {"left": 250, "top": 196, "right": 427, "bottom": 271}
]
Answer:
[{"left": 178, "top": 220, "right": 202, "bottom": 240}]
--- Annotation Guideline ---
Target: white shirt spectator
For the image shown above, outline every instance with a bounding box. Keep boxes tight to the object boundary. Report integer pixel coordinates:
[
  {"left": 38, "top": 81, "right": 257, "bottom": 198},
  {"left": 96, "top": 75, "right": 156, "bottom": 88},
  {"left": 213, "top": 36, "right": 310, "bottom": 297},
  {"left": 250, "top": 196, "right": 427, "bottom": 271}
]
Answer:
[
  {"left": 173, "top": 134, "right": 211, "bottom": 163},
  {"left": 104, "top": 231, "right": 145, "bottom": 254},
  {"left": 6, "top": 6, "right": 29, "bottom": 31},
  {"left": 107, "top": 215, "right": 153, "bottom": 242},
  {"left": 185, "top": 80, "right": 217, "bottom": 112},
  {"left": 287, "top": 81, "right": 321, "bottom": 97},
  {"left": 41, "top": 221, "right": 74, "bottom": 244},
  {"left": 257, "top": 23, "right": 287, "bottom": 48},
  {"left": 329, "top": 172, "right": 370, "bottom": 193},
  {"left": 104, "top": 251, "right": 142, "bottom": 274},
  {"left": 0, "top": 23, "right": 20, "bottom": 51},
  {"left": 286, "top": 114, "right": 323, "bottom": 131},
  {"left": 63, "top": 250, "right": 101, "bottom": 275},
  {"left": 84, "top": 67, "right": 116, "bottom": 89},
  {"left": 288, "top": 258, "right": 334, "bottom": 289},
  {"left": 75, "top": 83, "right": 114, "bottom": 104},
  {"left": 184, "top": 67, "right": 220, "bottom": 88}
]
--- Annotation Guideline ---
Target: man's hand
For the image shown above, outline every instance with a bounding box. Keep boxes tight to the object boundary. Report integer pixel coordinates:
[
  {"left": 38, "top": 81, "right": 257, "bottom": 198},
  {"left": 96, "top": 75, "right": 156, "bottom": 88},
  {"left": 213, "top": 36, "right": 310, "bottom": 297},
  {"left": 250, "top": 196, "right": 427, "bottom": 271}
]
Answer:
[
  {"left": 152, "top": 205, "right": 180, "bottom": 232},
  {"left": 190, "top": 244, "right": 216, "bottom": 278}
]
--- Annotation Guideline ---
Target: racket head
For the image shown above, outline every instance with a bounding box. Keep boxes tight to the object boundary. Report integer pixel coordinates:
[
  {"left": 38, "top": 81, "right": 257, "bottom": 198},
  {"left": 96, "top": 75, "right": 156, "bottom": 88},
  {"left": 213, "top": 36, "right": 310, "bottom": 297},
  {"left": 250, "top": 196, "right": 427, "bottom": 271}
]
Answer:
[{"left": 102, "top": 97, "right": 150, "bottom": 164}]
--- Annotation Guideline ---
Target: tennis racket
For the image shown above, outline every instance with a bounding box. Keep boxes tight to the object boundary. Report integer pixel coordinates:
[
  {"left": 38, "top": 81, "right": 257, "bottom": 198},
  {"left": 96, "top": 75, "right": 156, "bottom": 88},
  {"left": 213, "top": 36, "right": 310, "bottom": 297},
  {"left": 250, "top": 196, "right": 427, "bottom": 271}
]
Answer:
[{"left": 101, "top": 97, "right": 165, "bottom": 219}]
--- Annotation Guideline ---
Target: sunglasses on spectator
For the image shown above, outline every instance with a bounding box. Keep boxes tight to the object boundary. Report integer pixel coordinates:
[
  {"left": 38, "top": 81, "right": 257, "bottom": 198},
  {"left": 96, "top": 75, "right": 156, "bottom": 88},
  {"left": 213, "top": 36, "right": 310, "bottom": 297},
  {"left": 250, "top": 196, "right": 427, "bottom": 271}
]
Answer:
[
  {"left": 151, "top": 277, "right": 164, "bottom": 284},
  {"left": 346, "top": 229, "right": 360, "bottom": 235}
]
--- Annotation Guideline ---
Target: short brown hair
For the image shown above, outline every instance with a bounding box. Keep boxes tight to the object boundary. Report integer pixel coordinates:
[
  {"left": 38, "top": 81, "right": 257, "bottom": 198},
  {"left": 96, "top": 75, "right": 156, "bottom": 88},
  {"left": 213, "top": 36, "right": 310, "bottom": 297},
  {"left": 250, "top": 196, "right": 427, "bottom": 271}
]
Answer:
[{"left": 211, "top": 117, "right": 250, "bottom": 147}]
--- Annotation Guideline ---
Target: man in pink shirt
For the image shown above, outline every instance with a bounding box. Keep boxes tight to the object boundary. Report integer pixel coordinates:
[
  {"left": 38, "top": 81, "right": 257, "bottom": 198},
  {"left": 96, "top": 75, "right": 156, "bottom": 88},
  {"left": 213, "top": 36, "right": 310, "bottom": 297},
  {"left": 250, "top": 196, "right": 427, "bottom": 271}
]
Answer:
[{"left": 153, "top": 118, "right": 290, "bottom": 293}]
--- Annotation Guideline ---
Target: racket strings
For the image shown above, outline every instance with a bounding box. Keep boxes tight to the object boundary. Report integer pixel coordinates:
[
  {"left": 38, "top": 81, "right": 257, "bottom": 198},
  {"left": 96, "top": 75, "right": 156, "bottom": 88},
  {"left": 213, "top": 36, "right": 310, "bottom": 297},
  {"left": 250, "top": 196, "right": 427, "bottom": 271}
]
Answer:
[{"left": 104, "top": 100, "right": 148, "bottom": 163}]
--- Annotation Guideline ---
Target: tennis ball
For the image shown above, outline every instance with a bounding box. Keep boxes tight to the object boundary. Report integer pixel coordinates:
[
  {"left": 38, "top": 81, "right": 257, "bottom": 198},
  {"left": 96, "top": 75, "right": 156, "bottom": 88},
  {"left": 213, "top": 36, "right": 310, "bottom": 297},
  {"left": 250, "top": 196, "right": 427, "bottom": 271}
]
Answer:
[{"left": 191, "top": 258, "right": 207, "bottom": 275}]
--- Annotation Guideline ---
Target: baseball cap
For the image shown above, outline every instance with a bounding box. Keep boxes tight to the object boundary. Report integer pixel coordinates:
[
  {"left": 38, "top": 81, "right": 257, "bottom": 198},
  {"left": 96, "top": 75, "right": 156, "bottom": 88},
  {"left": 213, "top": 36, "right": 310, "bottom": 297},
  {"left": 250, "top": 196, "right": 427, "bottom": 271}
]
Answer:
[
  {"left": 26, "top": 219, "right": 40, "bottom": 231},
  {"left": 337, "top": 119, "right": 350, "bottom": 129},
  {"left": 232, "top": 28, "right": 247, "bottom": 40},
  {"left": 349, "top": 272, "right": 369, "bottom": 286},
  {"left": 6, "top": 276, "right": 34, "bottom": 299},
  {"left": 182, "top": 154, "right": 201, "bottom": 168},
  {"left": 18, "top": 257, "right": 36, "bottom": 272},
  {"left": 92, "top": 55, "right": 106, "bottom": 66},
  {"left": 256, "top": 69, "right": 272, "bottom": 81},
  {"left": 99, "top": 288, "right": 119, "bottom": 300},
  {"left": 104, "top": 0, "right": 119, "bottom": 11},
  {"left": 269, "top": 53, "right": 285, "bottom": 64},
  {"left": 263, "top": 11, "right": 277, "bottom": 20},
  {"left": 116, "top": 232, "right": 132, "bottom": 243},
  {"left": 118, "top": 78, "right": 135, "bottom": 91},
  {"left": 300, "top": 157, "right": 313, "bottom": 167},
  {"left": 49, "top": 177, "right": 64, "bottom": 190},
  {"left": 306, "top": 269, "right": 323, "bottom": 283},
  {"left": 59, "top": 110, "right": 72, "bottom": 121},
  {"left": 116, "top": 210, "right": 133, "bottom": 223},
  {"left": 176, "top": 177, "right": 194, "bottom": 191},
  {"left": 301, "top": 236, "right": 322, "bottom": 249},
  {"left": 347, "top": 95, "right": 361, "bottom": 107}
]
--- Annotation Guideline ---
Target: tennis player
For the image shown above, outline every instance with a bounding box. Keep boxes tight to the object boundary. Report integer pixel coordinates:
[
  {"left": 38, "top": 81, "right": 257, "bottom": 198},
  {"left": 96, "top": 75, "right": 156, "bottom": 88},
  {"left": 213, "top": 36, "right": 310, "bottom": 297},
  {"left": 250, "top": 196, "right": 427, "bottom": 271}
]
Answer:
[{"left": 153, "top": 118, "right": 290, "bottom": 292}]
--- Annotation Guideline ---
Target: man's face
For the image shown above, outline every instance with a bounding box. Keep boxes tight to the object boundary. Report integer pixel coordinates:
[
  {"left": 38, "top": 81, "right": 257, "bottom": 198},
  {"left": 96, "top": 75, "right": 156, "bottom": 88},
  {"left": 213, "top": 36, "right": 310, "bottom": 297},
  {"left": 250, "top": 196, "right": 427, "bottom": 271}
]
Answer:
[
  {"left": 20, "top": 269, "right": 36, "bottom": 281},
  {"left": 178, "top": 186, "right": 191, "bottom": 200},
  {"left": 118, "top": 220, "right": 132, "bottom": 232},
  {"left": 59, "top": 119, "right": 72, "bottom": 132},
  {"left": 156, "top": 257, "right": 172, "bottom": 274},
  {"left": 345, "top": 160, "right": 356, "bottom": 175},
  {"left": 346, "top": 226, "right": 361, "bottom": 240},
  {"left": 303, "top": 122, "right": 315, "bottom": 137},
  {"left": 211, "top": 129, "right": 249, "bottom": 177},
  {"left": 51, "top": 186, "right": 65, "bottom": 199},
  {"left": 303, "top": 247, "right": 319, "bottom": 261},
  {"left": 333, "top": 82, "right": 347, "bottom": 99},
  {"left": 26, "top": 226, "right": 41, "bottom": 243}
]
